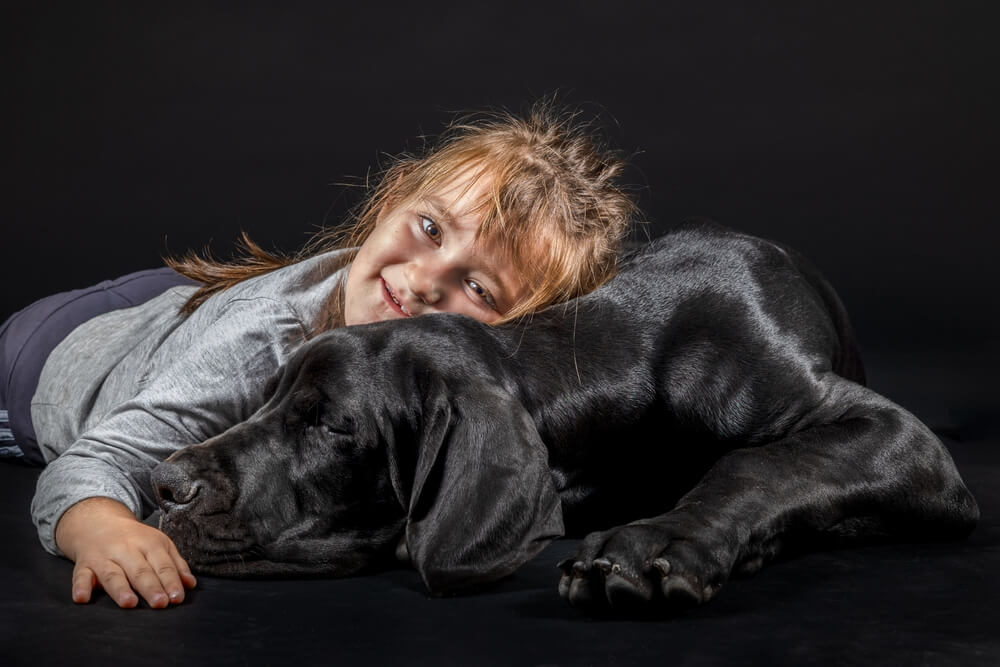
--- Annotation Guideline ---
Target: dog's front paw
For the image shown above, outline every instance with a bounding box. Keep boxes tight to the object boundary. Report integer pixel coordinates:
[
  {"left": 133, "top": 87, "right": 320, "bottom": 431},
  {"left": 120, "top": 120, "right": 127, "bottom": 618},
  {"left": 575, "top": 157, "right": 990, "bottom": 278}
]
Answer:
[{"left": 557, "top": 521, "right": 733, "bottom": 612}]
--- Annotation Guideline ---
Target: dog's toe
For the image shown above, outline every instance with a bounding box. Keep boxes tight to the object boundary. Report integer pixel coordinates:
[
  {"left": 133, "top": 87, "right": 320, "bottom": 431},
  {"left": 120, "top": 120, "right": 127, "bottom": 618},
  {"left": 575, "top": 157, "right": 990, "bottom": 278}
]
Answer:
[
  {"left": 556, "top": 558, "right": 604, "bottom": 607},
  {"left": 604, "top": 568, "right": 655, "bottom": 606},
  {"left": 558, "top": 572, "right": 572, "bottom": 599},
  {"left": 557, "top": 558, "right": 587, "bottom": 601},
  {"left": 567, "top": 571, "right": 603, "bottom": 607},
  {"left": 658, "top": 569, "right": 704, "bottom": 607}
]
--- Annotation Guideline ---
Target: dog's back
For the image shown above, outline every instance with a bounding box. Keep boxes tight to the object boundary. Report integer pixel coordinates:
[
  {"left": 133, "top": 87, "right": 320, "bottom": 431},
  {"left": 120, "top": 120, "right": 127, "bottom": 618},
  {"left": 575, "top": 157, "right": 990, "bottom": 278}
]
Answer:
[{"left": 616, "top": 219, "right": 864, "bottom": 382}]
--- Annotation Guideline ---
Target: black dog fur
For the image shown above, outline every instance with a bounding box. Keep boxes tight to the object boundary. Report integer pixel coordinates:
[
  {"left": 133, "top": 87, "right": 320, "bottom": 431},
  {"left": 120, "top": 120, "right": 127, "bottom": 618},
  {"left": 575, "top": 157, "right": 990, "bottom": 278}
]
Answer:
[{"left": 152, "top": 219, "right": 978, "bottom": 611}]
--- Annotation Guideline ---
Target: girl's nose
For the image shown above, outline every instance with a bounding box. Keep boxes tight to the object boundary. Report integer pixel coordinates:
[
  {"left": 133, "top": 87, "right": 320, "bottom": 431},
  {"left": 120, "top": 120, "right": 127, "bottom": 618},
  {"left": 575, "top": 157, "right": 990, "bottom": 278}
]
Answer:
[{"left": 406, "top": 261, "right": 445, "bottom": 306}]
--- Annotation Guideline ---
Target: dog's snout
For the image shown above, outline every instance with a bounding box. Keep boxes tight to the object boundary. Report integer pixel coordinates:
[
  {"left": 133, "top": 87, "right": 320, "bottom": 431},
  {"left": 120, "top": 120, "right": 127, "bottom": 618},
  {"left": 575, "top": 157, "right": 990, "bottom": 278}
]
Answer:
[{"left": 152, "top": 461, "right": 201, "bottom": 509}]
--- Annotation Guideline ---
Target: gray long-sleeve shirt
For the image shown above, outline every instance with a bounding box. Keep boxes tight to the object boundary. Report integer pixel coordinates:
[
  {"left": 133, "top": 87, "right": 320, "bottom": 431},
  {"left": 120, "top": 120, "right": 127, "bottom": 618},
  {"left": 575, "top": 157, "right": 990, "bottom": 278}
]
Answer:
[{"left": 30, "top": 250, "right": 350, "bottom": 555}]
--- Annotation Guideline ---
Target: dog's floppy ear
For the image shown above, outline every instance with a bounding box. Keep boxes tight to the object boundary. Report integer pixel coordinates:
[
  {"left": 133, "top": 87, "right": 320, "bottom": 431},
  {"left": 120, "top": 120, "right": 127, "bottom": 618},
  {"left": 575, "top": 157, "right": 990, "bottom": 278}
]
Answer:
[{"left": 405, "top": 384, "right": 564, "bottom": 594}]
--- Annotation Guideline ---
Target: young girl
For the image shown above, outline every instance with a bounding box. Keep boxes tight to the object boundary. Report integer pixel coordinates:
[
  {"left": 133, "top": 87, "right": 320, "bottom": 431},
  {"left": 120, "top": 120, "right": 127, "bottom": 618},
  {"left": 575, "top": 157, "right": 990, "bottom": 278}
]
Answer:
[{"left": 0, "top": 102, "right": 636, "bottom": 610}]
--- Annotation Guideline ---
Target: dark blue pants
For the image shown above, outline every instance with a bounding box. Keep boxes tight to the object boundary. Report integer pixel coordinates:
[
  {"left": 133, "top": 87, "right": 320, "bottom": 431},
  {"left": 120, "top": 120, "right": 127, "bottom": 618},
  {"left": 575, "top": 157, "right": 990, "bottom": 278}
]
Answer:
[{"left": 0, "top": 268, "right": 194, "bottom": 466}]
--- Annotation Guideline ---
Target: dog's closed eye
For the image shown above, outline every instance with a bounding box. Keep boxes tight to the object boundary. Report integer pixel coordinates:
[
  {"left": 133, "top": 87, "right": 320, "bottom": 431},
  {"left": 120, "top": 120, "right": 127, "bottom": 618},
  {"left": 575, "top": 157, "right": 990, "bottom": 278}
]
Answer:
[
  {"left": 302, "top": 402, "right": 354, "bottom": 436},
  {"left": 323, "top": 422, "right": 353, "bottom": 437}
]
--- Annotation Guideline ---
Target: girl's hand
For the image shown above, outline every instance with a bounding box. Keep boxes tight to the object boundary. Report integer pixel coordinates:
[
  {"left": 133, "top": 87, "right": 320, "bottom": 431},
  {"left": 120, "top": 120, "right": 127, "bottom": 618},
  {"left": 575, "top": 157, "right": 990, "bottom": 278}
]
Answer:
[{"left": 54, "top": 497, "right": 197, "bottom": 609}]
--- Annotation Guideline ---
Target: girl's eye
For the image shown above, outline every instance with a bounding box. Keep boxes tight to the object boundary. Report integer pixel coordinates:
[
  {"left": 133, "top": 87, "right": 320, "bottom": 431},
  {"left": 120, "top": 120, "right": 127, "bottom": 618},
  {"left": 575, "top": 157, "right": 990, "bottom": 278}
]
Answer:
[
  {"left": 421, "top": 216, "right": 441, "bottom": 244},
  {"left": 466, "top": 279, "right": 498, "bottom": 311}
]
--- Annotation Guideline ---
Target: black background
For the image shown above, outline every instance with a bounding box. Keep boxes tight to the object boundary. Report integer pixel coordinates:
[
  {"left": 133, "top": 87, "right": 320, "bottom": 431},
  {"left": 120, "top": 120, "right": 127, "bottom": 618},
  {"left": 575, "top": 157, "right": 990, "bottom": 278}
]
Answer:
[
  {"left": 4, "top": 1, "right": 997, "bottom": 428},
  {"left": 3, "top": 5, "right": 999, "bottom": 663}
]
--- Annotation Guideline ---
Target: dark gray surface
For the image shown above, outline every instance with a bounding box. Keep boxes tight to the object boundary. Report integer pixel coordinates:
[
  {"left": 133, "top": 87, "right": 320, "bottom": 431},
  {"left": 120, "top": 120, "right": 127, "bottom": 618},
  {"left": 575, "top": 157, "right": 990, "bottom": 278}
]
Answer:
[{"left": 2, "top": 431, "right": 997, "bottom": 666}]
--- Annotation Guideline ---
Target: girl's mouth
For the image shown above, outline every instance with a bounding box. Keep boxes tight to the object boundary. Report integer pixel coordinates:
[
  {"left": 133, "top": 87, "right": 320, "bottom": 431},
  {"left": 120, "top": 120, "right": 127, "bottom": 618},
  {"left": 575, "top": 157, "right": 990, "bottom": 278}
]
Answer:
[{"left": 381, "top": 278, "right": 410, "bottom": 317}]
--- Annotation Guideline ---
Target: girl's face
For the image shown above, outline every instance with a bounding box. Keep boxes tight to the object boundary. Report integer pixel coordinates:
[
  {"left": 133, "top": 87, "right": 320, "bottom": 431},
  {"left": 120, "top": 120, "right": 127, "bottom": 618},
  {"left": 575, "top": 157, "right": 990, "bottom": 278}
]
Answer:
[{"left": 342, "top": 170, "right": 528, "bottom": 326}]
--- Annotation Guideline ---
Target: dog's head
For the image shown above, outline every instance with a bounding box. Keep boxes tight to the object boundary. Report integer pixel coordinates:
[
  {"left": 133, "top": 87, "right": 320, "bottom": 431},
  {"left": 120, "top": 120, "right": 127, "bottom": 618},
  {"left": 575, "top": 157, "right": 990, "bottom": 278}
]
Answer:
[{"left": 151, "top": 320, "right": 564, "bottom": 593}]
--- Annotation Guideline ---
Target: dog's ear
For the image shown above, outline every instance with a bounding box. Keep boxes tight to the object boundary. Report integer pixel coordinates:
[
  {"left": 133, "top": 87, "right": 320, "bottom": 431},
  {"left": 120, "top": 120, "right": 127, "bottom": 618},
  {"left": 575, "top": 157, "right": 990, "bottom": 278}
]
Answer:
[{"left": 404, "top": 385, "right": 564, "bottom": 594}]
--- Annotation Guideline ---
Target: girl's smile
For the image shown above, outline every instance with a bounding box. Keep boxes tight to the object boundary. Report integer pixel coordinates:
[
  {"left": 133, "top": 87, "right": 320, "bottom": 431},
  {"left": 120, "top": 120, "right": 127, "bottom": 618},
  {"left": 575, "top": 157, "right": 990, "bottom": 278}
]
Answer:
[{"left": 381, "top": 277, "right": 411, "bottom": 317}]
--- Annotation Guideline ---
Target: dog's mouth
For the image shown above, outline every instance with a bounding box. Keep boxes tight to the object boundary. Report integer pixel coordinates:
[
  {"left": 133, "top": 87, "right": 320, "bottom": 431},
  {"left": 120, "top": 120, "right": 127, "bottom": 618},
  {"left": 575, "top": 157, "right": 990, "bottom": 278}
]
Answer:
[
  {"left": 160, "top": 509, "right": 251, "bottom": 546},
  {"left": 158, "top": 503, "right": 399, "bottom": 578},
  {"left": 159, "top": 514, "right": 300, "bottom": 577}
]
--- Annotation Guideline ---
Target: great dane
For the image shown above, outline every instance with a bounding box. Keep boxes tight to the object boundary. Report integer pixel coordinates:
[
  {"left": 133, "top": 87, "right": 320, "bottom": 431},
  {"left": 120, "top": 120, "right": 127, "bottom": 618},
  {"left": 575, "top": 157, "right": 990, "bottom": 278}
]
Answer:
[{"left": 151, "top": 219, "right": 978, "bottom": 611}]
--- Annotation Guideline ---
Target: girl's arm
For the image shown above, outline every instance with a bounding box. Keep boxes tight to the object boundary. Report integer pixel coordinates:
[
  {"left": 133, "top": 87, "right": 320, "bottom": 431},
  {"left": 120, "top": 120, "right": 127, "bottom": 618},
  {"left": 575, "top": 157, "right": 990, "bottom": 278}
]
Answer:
[{"left": 32, "top": 296, "right": 308, "bottom": 607}]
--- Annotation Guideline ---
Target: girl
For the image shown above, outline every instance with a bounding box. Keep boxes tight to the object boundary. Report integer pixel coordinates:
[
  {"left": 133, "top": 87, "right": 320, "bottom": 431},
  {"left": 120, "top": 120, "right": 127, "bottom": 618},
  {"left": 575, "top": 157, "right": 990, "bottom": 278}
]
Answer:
[{"left": 0, "top": 102, "right": 636, "bottom": 609}]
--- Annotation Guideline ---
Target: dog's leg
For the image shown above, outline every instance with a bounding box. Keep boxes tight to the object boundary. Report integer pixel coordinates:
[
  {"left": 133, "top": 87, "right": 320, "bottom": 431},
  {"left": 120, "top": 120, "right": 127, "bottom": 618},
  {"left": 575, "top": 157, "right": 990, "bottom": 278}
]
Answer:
[{"left": 558, "top": 378, "right": 979, "bottom": 611}]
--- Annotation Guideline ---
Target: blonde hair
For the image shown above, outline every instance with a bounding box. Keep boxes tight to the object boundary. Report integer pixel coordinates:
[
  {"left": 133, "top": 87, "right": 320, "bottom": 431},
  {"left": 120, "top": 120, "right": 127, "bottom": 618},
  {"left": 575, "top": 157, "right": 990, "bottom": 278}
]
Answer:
[{"left": 167, "top": 100, "right": 636, "bottom": 327}]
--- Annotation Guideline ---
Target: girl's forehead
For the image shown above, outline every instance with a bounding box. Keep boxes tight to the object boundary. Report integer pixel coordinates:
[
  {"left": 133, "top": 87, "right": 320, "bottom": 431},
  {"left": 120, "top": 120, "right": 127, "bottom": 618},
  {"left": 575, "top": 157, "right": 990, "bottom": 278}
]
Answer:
[{"left": 418, "top": 168, "right": 493, "bottom": 222}]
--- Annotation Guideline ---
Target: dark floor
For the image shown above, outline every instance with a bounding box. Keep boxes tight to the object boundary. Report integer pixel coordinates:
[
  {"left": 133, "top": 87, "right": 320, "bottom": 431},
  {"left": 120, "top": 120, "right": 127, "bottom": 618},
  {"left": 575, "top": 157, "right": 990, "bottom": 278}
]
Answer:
[{"left": 1, "top": 423, "right": 998, "bottom": 666}]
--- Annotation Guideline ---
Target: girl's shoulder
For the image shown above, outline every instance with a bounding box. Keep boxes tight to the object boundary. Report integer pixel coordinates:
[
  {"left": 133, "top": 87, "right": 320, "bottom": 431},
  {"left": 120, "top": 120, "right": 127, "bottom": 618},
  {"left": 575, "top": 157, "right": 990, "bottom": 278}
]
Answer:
[{"left": 206, "top": 248, "right": 353, "bottom": 325}]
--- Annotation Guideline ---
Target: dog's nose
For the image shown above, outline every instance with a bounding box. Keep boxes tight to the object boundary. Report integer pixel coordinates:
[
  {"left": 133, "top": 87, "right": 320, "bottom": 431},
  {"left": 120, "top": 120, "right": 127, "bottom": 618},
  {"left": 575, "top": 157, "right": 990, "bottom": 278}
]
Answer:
[{"left": 152, "top": 461, "right": 201, "bottom": 509}]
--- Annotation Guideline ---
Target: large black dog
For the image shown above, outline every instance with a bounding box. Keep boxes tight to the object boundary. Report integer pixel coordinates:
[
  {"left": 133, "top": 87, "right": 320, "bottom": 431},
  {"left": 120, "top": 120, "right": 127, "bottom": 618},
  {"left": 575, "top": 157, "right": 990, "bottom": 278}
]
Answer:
[{"left": 151, "top": 220, "right": 978, "bottom": 611}]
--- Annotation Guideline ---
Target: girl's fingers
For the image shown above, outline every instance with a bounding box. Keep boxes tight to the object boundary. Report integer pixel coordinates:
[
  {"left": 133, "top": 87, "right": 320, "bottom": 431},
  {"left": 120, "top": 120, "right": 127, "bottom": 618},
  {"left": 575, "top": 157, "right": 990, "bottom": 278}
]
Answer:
[
  {"left": 144, "top": 548, "right": 188, "bottom": 605},
  {"left": 120, "top": 556, "right": 172, "bottom": 609},
  {"left": 94, "top": 563, "right": 140, "bottom": 608},
  {"left": 167, "top": 540, "right": 198, "bottom": 590},
  {"left": 74, "top": 553, "right": 189, "bottom": 609},
  {"left": 70, "top": 564, "right": 97, "bottom": 604},
  {"left": 122, "top": 538, "right": 195, "bottom": 608}
]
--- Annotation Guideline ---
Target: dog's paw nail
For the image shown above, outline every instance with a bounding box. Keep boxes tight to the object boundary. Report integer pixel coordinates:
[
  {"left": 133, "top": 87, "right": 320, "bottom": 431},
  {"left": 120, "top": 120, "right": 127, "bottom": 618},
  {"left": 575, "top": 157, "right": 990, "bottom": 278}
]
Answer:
[
  {"left": 593, "top": 557, "right": 613, "bottom": 573},
  {"left": 652, "top": 557, "right": 671, "bottom": 576},
  {"left": 558, "top": 574, "right": 572, "bottom": 599}
]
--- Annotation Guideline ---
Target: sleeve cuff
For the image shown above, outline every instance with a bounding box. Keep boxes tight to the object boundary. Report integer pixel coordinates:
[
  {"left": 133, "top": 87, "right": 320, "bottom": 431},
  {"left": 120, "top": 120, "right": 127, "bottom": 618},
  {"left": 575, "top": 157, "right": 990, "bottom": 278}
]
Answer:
[{"left": 30, "top": 454, "right": 144, "bottom": 556}]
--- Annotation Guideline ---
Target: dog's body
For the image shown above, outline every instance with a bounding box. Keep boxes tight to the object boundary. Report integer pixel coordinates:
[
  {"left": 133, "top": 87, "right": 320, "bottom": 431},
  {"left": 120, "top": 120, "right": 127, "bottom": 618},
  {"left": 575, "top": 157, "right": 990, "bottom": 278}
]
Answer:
[{"left": 152, "top": 220, "right": 978, "bottom": 610}]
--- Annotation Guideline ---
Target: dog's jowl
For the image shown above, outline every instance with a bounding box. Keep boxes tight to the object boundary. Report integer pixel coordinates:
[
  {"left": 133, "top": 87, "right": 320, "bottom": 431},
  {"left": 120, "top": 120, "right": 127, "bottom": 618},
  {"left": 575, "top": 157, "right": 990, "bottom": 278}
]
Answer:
[{"left": 152, "top": 219, "right": 978, "bottom": 611}]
